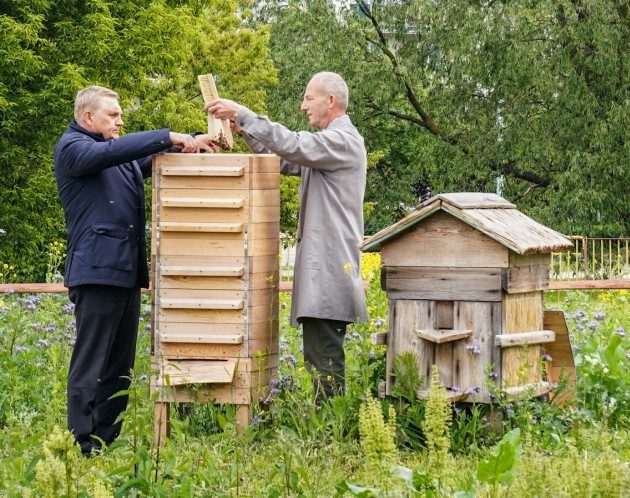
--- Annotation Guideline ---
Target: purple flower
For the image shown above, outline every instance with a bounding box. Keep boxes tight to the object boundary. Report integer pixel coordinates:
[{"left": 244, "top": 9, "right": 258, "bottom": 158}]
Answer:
[
  {"left": 466, "top": 344, "right": 480, "bottom": 355},
  {"left": 488, "top": 370, "right": 498, "bottom": 379},
  {"left": 252, "top": 415, "right": 261, "bottom": 426},
  {"left": 25, "top": 301, "right": 36, "bottom": 312},
  {"left": 465, "top": 386, "right": 481, "bottom": 395},
  {"left": 369, "top": 350, "right": 376, "bottom": 359},
  {"left": 542, "top": 353, "right": 553, "bottom": 362},
  {"left": 574, "top": 310, "right": 586, "bottom": 319},
  {"left": 592, "top": 311, "right": 605, "bottom": 321},
  {"left": 36, "top": 339, "right": 51, "bottom": 348},
  {"left": 61, "top": 303, "right": 75, "bottom": 314},
  {"left": 616, "top": 327, "right": 625, "bottom": 337},
  {"left": 452, "top": 385, "right": 461, "bottom": 392},
  {"left": 374, "top": 319, "right": 384, "bottom": 328},
  {"left": 44, "top": 324, "right": 57, "bottom": 333},
  {"left": 271, "top": 377, "right": 279, "bottom": 386},
  {"left": 588, "top": 321, "right": 598, "bottom": 331},
  {"left": 281, "top": 354, "right": 298, "bottom": 366},
  {"left": 14, "top": 345, "right": 29, "bottom": 353},
  {"left": 145, "top": 323, "right": 152, "bottom": 331}
]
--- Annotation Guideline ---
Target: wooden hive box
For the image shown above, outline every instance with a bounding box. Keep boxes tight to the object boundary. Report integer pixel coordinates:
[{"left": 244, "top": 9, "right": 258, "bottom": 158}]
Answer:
[
  {"left": 150, "top": 153, "right": 280, "bottom": 431},
  {"left": 361, "top": 193, "right": 576, "bottom": 403}
]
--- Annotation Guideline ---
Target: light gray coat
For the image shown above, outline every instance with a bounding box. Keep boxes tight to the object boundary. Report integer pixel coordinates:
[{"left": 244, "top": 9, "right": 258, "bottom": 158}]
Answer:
[{"left": 236, "top": 109, "right": 368, "bottom": 327}]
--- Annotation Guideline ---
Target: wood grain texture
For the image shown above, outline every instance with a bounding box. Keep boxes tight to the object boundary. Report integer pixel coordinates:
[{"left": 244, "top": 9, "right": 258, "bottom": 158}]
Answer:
[
  {"left": 501, "top": 292, "right": 543, "bottom": 387},
  {"left": 385, "top": 266, "right": 502, "bottom": 301},
  {"left": 381, "top": 212, "right": 509, "bottom": 268}
]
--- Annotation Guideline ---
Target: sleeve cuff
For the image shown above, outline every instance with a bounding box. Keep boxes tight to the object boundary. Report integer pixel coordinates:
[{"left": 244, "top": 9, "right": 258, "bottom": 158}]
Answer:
[{"left": 236, "top": 108, "right": 258, "bottom": 131}]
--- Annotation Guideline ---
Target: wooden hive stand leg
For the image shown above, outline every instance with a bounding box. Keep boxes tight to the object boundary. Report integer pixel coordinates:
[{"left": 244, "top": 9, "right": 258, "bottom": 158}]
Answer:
[
  {"left": 154, "top": 401, "right": 170, "bottom": 447},
  {"left": 235, "top": 404, "right": 250, "bottom": 434}
]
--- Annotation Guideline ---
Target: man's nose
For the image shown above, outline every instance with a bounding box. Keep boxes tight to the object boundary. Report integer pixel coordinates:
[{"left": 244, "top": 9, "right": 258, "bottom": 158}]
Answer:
[{"left": 300, "top": 101, "right": 308, "bottom": 112}]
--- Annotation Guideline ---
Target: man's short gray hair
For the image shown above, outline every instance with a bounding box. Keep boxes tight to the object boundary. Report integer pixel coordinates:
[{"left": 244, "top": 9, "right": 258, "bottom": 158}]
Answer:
[
  {"left": 311, "top": 72, "right": 349, "bottom": 111},
  {"left": 74, "top": 85, "right": 119, "bottom": 122}
]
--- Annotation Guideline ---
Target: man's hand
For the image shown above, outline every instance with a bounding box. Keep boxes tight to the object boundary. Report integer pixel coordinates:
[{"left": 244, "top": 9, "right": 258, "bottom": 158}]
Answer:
[
  {"left": 194, "top": 134, "right": 222, "bottom": 153},
  {"left": 169, "top": 132, "right": 199, "bottom": 153},
  {"left": 205, "top": 98, "right": 244, "bottom": 121}
]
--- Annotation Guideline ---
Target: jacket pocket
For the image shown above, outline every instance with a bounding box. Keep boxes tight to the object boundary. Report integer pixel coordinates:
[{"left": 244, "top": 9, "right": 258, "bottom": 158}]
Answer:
[{"left": 91, "top": 224, "right": 132, "bottom": 270}]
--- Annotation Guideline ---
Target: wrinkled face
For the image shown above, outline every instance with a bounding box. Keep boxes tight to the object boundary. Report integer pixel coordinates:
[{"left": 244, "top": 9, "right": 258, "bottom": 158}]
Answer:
[
  {"left": 84, "top": 97, "right": 123, "bottom": 139},
  {"left": 300, "top": 78, "right": 332, "bottom": 130}
]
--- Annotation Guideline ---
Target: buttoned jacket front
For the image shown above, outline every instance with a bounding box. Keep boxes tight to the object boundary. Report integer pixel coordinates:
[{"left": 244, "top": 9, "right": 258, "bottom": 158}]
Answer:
[{"left": 54, "top": 121, "right": 172, "bottom": 288}]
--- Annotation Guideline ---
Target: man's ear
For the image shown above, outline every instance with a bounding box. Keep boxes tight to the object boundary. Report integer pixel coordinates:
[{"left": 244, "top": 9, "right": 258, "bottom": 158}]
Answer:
[
  {"left": 328, "top": 94, "right": 336, "bottom": 107},
  {"left": 82, "top": 110, "right": 93, "bottom": 126}
]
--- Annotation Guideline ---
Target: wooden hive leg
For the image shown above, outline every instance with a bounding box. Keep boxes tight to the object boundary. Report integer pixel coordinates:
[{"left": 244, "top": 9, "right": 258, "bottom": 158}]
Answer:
[
  {"left": 235, "top": 404, "right": 250, "bottom": 434},
  {"left": 154, "top": 401, "right": 170, "bottom": 447}
]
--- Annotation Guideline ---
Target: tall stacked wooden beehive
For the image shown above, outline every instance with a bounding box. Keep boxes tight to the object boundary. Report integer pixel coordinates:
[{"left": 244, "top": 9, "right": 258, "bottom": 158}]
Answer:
[
  {"left": 151, "top": 153, "right": 280, "bottom": 435},
  {"left": 361, "top": 193, "right": 576, "bottom": 403}
]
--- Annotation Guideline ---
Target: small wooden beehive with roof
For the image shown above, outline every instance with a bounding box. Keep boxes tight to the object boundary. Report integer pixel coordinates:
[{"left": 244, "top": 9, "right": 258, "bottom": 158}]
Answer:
[{"left": 361, "top": 193, "right": 575, "bottom": 403}]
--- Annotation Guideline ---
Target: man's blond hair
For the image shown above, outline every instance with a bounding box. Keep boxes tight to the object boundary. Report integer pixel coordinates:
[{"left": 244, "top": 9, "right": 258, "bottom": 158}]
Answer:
[{"left": 74, "top": 85, "right": 119, "bottom": 122}]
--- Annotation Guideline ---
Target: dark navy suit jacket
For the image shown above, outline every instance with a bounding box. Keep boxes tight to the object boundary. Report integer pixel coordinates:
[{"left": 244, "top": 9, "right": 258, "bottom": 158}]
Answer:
[{"left": 54, "top": 121, "right": 173, "bottom": 288}]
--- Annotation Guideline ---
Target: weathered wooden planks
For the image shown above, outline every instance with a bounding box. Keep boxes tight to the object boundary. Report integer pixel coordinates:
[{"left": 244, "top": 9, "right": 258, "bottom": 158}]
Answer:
[{"left": 380, "top": 212, "right": 509, "bottom": 268}]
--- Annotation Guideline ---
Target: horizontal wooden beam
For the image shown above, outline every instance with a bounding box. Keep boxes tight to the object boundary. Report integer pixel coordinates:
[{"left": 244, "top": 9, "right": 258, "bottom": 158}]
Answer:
[
  {"left": 160, "top": 298, "right": 243, "bottom": 310},
  {"left": 495, "top": 330, "right": 555, "bottom": 348},
  {"left": 161, "top": 165, "right": 244, "bottom": 177},
  {"left": 160, "top": 334, "right": 244, "bottom": 344},
  {"left": 160, "top": 266, "right": 244, "bottom": 277},
  {"left": 161, "top": 197, "right": 244, "bottom": 208},
  {"left": 160, "top": 222, "right": 243, "bottom": 233},
  {"left": 502, "top": 381, "right": 554, "bottom": 400},
  {"left": 549, "top": 279, "right": 630, "bottom": 290},
  {"left": 416, "top": 329, "right": 473, "bottom": 344}
]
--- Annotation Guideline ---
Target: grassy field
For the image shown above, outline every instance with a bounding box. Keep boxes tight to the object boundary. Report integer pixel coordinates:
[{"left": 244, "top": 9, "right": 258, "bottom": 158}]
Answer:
[{"left": 0, "top": 277, "right": 628, "bottom": 496}]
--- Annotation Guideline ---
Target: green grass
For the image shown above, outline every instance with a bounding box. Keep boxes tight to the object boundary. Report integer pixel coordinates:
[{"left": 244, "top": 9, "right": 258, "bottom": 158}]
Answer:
[{"left": 0, "top": 287, "right": 628, "bottom": 496}]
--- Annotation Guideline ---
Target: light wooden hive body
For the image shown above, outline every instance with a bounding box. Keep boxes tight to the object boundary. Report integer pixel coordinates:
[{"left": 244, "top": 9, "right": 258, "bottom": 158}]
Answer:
[{"left": 151, "top": 153, "right": 280, "bottom": 407}]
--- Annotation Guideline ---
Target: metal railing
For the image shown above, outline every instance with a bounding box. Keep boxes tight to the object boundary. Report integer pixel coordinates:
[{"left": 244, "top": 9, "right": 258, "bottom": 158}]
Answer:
[{"left": 550, "top": 236, "right": 630, "bottom": 280}]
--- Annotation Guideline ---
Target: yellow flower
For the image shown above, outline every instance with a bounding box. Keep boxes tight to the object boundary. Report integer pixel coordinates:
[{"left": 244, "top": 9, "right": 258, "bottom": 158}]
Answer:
[
  {"left": 344, "top": 262, "right": 353, "bottom": 274},
  {"left": 0, "top": 299, "right": 4, "bottom": 308}
]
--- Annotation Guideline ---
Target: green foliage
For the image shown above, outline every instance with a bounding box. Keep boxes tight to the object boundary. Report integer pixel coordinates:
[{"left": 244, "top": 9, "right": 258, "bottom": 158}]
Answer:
[
  {"left": 358, "top": 391, "right": 398, "bottom": 472},
  {"left": 260, "top": 0, "right": 629, "bottom": 236},
  {"left": 476, "top": 428, "right": 522, "bottom": 496},
  {"left": 421, "top": 366, "right": 452, "bottom": 471},
  {"left": 0, "top": 0, "right": 276, "bottom": 280},
  {"left": 1, "top": 290, "right": 629, "bottom": 495},
  {"left": 551, "top": 290, "right": 630, "bottom": 426}
]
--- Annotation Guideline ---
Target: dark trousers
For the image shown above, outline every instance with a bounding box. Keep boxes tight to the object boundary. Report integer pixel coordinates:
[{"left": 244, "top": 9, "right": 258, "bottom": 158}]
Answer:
[
  {"left": 67, "top": 285, "right": 140, "bottom": 454},
  {"left": 301, "top": 317, "right": 348, "bottom": 402}
]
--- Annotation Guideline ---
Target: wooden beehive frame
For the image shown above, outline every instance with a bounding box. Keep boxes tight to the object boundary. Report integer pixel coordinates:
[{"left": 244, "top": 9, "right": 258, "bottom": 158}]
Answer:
[{"left": 198, "top": 74, "right": 234, "bottom": 150}]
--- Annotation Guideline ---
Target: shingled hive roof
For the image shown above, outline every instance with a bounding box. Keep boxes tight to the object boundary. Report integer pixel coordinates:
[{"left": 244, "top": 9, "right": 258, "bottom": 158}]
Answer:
[{"left": 361, "top": 193, "right": 573, "bottom": 255}]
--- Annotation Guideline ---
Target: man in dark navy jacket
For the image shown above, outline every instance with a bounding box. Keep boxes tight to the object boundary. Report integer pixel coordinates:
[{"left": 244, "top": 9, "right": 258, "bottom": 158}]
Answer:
[{"left": 54, "top": 85, "right": 214, "bottom": 455}]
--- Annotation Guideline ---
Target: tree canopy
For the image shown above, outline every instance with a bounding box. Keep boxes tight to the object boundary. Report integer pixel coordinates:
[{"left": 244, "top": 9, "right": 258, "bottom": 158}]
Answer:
[
  {"left": 260, "top": 0, "right": 629, "bottom": 236},
  {"left": 0, "top": 0, "right": 276, "bottom": 280}
]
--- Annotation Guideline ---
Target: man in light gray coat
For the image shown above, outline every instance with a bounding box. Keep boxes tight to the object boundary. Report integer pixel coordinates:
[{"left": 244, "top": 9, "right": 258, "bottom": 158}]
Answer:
[{"left": 206, "top": 72, "right": 368, "bottom": 399}]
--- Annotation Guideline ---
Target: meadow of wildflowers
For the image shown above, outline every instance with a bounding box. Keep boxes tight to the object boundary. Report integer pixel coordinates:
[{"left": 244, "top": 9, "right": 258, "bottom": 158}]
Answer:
[{"left": 0, "top": 284, "right": 628, "bottom": 496}]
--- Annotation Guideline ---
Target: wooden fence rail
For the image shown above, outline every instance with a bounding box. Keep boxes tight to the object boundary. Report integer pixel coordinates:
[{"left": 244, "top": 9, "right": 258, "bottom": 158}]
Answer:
[{"left": 2, "top": 237, "right": 628, "bottom": 293}]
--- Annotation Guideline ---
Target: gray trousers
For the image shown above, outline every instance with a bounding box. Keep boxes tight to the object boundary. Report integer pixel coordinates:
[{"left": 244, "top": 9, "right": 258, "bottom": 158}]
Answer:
[{"left": 301, "top": 317, "right": 348, "bottom": 401}]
